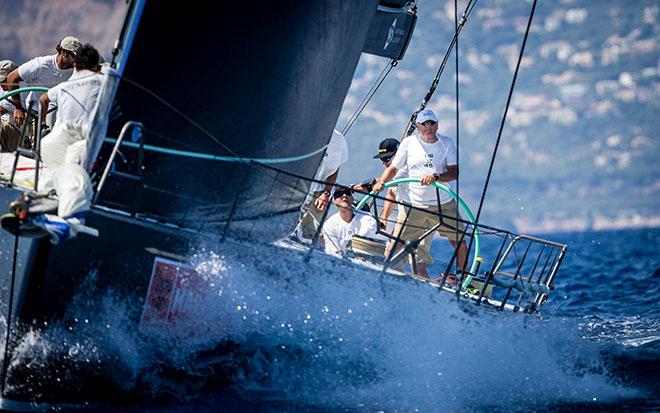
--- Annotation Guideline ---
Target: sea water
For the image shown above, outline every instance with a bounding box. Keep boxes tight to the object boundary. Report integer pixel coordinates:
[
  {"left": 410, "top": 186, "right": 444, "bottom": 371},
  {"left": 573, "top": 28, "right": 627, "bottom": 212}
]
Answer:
[{"left": 1, "top": 228, "right": 658, "bottom": 411}]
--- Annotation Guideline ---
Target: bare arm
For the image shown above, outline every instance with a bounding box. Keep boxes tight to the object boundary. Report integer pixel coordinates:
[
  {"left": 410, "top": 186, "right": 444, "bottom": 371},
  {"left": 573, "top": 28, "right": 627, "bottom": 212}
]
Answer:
[
  {"left": 6, "top": 69, "right": 26, "bottom": 125},
  {"left": 39, "top": 93, "right": 50, "bottom": 124},
  {"left": 378, "top": 188, "right": 397, "bottom": 229},
  {"left": 373, "top": 165, "right": 399, "bottom": 192},
  {"left": 314, "top": 168, "right": 340, "bottom": 211},
  {"left": 420, "top": 165, "right": 459, "bottom": 185}
]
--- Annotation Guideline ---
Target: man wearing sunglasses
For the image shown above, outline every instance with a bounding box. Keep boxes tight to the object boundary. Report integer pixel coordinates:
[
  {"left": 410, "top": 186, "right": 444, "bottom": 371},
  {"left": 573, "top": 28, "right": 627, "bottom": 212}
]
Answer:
[
  {"left": 322, "top": 186, "right": 378, "bottom": 256},
  {"left": 298, "top": 129, "right": 349, "bottom": 240},
  {"left": 373, "top": 109, "right": 467, "bottom": 278},
  {"left": 371, "top": 138, "right": 432, "bottom": 270}
]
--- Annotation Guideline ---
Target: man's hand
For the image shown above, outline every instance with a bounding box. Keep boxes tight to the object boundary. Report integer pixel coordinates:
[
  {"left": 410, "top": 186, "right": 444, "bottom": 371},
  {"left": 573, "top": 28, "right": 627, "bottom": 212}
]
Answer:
[
  {"left": 13, "top": 108, "right": 26, "bottom": 126},
  {"left": 373, "top": 179, "right": 385, "bottom": 192},
  {"left": 314, "top": 192, "right": 331, "bottom": 211},
  {"left": 420, "top": 174, "right": 437, "bottom": 185}
]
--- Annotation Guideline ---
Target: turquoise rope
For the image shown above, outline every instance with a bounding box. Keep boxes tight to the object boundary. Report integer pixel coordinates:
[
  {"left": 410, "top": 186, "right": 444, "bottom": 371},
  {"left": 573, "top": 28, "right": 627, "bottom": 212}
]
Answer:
[
  {"left": 104, "top": 138, "right": 328, "bottom": 165},
  {"left": 355, "top": 178, "right": 480, "bottom": 288}
]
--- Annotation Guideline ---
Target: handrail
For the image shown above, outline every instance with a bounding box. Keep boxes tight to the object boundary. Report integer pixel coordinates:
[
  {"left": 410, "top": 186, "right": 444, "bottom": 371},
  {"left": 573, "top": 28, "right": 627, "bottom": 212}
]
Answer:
[
  {"left": 0, "top": 86, "right": 50, "bottom": 103},
  {"left": 355, "top": 177, "right": 480, "bottom": 283},
  {"left": 93, "top": 121, "right": 145, "bottom": 206},
  {"left": 8, "top": 100, "right": 46, "bottom": 191},
  {"left": 490, "top": 235, "right": 567, "bottom": 310}
]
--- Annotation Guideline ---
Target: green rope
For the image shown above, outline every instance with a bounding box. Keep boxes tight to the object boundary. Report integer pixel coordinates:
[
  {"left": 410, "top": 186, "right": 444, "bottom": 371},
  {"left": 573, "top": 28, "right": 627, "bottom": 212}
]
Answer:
[{"left": 355, "top": 178, "right": 480, "bottom": 288}]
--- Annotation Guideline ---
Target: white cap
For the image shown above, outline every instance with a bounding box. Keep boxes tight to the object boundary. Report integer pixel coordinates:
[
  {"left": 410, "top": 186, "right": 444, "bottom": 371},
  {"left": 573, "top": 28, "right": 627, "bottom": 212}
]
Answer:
[
  {"left": 416, "top": 108, "right": 438, "bottom": 124},
  {"left": 0, "top": 60, "right": 18, "bottom": 82},
  {"left": 58, "top": 36, "right": 82, "bottom": 55}
]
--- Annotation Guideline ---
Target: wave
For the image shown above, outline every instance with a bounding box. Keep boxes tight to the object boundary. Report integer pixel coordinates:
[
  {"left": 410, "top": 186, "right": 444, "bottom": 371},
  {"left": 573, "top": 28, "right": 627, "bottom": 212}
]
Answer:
[{"left": 0, "top": 237, "right": 651, "bottom": 410}]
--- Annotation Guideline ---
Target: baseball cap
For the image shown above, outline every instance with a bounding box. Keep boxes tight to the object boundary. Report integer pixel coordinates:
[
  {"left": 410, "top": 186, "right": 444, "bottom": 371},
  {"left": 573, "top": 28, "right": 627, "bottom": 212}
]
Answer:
[
  {"left": 373, "top": 138, "right": 399, "bottom": 159},
  {"left": 58, "top": 36, "right": 82, "bottom": 55},
  {"left": 0, "top": 60, "right": 18, "bottom": 82},
  {"left": 416, "top": 108, "right": 438, "bottom": 124}
]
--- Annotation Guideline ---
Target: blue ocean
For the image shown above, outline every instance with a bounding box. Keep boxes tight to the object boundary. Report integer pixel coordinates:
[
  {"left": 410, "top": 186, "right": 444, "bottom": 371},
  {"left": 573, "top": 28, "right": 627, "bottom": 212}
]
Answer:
[{"left": 4, "top": 228, "right": 658, "bottom": 412}]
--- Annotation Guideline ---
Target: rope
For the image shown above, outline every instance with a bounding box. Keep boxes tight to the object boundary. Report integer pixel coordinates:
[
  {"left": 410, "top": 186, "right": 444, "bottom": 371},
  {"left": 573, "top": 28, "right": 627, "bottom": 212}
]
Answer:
[
  {"left": 471, "top": 0, "right": 538, "bottom": 229},
  {"left": 103, "top": 137, "right": 328, "bottom": 165},
  {"left": 117, "top": 76, "right": 241, "bottom": 158},
  {"left": 401, "top": 0, "right": 479, "bottom": 138},
  {"left": 454, "top": 0, "right": 461, "bottom": 246},
  {"left": 340, "top": 59, "right": 398, "bottom": 136},
  {"left": 1, "top": 231, "right": 20, "bottom": 394}
]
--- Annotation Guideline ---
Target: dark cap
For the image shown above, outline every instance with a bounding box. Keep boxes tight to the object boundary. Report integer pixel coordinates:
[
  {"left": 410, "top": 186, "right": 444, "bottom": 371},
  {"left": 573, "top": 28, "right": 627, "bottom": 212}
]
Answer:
[{"left": 373, "top": 138, "right": 399, "bottom": 159}]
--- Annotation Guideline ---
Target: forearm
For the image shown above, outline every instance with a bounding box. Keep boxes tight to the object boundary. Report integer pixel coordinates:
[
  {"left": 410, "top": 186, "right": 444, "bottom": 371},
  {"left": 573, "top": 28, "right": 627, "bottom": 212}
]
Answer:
[
  {"left": 39, "top": 95, "right": 50, "bottom": 123},
  {"left": 6, "top": 72, "right": 23, "bottom": 110},
  {"left": 435, "top": 166, "right": 458, "bottom": 182},
  {"left": 379, "top": 190, "right": 396, "bottom": 222},
  {"left": 324, "top": 169, "right": 339, "bottom": 192},
  {"left": 378, "top": 165, "right": 398, "bottom": 184}
]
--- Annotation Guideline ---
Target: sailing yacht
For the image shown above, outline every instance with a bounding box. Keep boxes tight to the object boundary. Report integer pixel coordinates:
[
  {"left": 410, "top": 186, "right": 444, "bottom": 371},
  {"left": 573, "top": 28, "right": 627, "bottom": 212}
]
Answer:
[{"left": 0, "top": 0, "right": 566, "bottom": 407}]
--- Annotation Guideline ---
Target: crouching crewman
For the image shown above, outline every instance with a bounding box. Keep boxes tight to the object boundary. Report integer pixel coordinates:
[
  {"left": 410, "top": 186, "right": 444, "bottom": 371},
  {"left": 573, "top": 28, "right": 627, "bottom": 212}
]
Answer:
[{"left": 33, "top": 43, "right": 103, "bottom": 243}]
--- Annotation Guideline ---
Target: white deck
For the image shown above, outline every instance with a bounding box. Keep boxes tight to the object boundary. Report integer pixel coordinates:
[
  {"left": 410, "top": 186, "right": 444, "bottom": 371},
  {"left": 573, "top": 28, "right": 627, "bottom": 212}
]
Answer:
[{"left": 0, "top": 152, "right": 48, "bottom": 191}]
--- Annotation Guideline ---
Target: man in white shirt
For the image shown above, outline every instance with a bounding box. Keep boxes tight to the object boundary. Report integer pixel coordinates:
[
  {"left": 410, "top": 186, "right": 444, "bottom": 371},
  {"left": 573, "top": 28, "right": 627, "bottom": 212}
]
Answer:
[
  {"left": 322, "top": 187, "right": 378, "bottom": 256},
  {"left": 36, "top": 44, "right": 102, "bottom": 221},
  {"left": 0, "top": 60, "right": 20, "bottom": 151},
  {"left": 373, "top": 109, "right": 468, "bottom": 278},
  {"left": 370, "top": 138, "right": 431, "bottom": 269},
  {"left": 5, "top": 36, "right": 81, "bottom": 128},
  {"left": 298, "top": 129, "right": 349, "bottom": 239}
]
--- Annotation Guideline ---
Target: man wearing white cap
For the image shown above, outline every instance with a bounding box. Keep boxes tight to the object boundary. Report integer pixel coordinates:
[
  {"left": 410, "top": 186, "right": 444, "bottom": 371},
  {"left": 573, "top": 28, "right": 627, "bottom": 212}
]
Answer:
[
  {"left": 0, "top": 60, "right": 21, "bottom": 151},
  {"left": 5, "top": 36, "right": 81, "bottom": 129},
  {"left": 373, "top": 108, "right": 467, "bottom": 278}
]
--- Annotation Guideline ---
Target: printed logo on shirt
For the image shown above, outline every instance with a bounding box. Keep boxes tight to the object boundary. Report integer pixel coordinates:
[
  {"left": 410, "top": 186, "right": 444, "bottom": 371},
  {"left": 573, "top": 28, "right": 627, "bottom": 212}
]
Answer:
[{"left": 424, "top": 153, "right": 434, "bottom": 169}]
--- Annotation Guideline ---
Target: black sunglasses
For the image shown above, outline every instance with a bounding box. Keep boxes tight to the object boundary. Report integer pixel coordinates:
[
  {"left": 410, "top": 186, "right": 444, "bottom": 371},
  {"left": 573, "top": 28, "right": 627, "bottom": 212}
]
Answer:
[
  {"left": 333, "top": 189, "right": 352, "bottom": 199},
  {"left": 421, "top": 120, "right": 437, "bottom": 126},
  {"left": 380, "top": 156, "right": 393, "bottom": 163}
]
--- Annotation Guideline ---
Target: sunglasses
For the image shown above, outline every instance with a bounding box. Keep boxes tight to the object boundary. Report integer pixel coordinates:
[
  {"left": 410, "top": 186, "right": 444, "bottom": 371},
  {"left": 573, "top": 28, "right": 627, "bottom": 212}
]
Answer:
[
  {"left": 420, "top": 120, "right": 437, "bottom": 126},
  {"left": 380, "top": 156, "right": 393, "bottom": 163},
  {"left": 333, "top": 189, "right": 352, "bottom": 199}
]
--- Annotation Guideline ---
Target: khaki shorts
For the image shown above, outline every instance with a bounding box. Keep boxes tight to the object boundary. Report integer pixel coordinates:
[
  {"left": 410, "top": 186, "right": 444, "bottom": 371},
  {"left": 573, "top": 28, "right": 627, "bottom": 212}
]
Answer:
[
  {"left": 392, "top": 200, "right": 465, "bottom": 264},
  {"left": 387, "top": 206, "right": 432, "bottom": 266}
]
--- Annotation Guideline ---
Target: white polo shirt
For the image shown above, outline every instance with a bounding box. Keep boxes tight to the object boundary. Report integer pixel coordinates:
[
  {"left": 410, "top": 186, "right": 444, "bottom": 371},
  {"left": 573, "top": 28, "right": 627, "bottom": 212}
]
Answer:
[
  {"left": 18, "top": 54, "right": 72, "bottom": 110},
  {"left": 391, "top": 133, "right": 457, "bottom": 205},
  {"left": 47, "top": 69, "right": 102, "bottom": 129},
  {"left": 323, "top": 211, "right": 378, "bottom": 256}
]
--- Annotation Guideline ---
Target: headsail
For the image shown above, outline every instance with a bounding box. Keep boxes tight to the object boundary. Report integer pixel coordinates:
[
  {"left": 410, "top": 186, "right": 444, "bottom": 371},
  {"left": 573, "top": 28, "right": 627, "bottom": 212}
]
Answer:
[{"left": 100, "top": 1, "right": 380, "bottom": 238}]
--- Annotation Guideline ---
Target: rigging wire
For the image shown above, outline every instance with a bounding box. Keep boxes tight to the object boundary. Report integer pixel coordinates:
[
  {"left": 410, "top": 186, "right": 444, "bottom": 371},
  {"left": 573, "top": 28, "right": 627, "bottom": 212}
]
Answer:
[
  {"left": 472, "top": 0, "right": 538, "bottom": 228},
  {"left": 340, "top": 59, "right": 398, "bottom": 136},
  {"left": 401, "top": 0, "right": 479, "bottom": 138},
  {"left": 1, "top": 231, "right": 21, "bottom": 394},
  {"left": 454, "top": 0, "right": 461, "bottom": 251},
  {"left": 119, "top": 76, "right": 241, "bottom": 159}
]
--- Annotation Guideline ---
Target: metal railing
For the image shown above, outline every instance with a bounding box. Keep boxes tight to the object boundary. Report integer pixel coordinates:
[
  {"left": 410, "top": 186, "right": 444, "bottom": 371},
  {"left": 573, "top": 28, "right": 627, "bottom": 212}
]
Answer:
[
  {"left": 93, "top": 121, "right": 145, "bottom": 216},
  {"left": 89, "top": 128, "right": 567, "bottom": 314}
]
